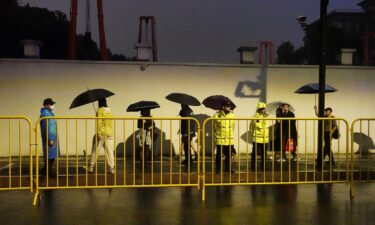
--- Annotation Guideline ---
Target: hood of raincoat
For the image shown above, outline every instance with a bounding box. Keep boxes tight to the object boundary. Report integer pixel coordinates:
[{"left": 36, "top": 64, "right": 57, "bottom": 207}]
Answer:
[{"left": 257, "top": 102, "right": 267, "bottom": 110}]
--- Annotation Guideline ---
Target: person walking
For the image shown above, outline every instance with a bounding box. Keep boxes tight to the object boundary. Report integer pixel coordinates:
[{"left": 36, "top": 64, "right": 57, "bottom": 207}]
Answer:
[
  {"left": 314, "top": 106, "right": 337, "bottom": 170},
  {"left": 214, "top": 101, "right": 235, "bottom": 173},
  {"left": 136, "top": 108, "right": 155, "bottom": 163},
  {"left": 179, "top": 104, "right": 196, "bottom": 167},
  {"left": 277, "top": 103, "right": 298, "bottom": 162},
  {"left": 84, "top": 98, "right": 115, "bottom": 174},
  {"left": 40, "top": 98, "right": 59, "bottom": 178},
  {"left": 251, "top": 102, "right": 269, "bottom": 171}
]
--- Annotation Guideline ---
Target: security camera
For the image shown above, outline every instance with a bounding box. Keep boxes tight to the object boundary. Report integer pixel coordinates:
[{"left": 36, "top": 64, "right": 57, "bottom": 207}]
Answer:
[{"left": 297, "top": 16, "right": 306, "bottom": 22}]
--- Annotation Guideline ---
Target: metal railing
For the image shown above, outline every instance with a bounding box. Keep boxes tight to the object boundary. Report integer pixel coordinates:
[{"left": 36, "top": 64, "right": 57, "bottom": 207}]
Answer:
[
  {"left": 351, "top": 118, "right": 375, "bottom": 183},
  {"left": 201, "top": 117, "right": 351, "bottom": 200},
  {"left": 0, "top": 116, "right": 33, "bottom": 192},
  {"left": 33, "top": 116, "right": 201, "bottom": 205}
]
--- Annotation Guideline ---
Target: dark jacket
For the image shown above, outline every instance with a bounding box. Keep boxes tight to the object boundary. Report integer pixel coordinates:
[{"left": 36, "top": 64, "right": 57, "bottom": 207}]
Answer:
[{"left": 179, "top": 106, "right": 195, "bottom": 136}]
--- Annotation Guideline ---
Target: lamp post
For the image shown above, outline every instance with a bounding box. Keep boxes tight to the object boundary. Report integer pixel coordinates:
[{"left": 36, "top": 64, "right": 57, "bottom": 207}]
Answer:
[{"left": 317, "top": 0, "right": 329, "bottom": 170}]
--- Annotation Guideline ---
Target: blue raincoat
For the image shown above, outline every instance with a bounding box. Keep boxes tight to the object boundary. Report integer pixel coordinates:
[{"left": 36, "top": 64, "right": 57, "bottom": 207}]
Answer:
[{"left": 40, "top": 108, "right": 59, "bottom": 159}]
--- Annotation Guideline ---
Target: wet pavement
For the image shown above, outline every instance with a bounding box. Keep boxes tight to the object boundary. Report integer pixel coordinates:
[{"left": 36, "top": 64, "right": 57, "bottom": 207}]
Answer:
[{"left": 0, "top": 183, "right": 374, "bottom": 225}]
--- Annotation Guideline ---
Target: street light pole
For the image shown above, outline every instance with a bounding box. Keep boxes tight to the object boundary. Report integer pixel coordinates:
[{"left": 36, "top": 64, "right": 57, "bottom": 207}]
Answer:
[{"left": 317, "top": 0, "right": 329, "bottom": 169}]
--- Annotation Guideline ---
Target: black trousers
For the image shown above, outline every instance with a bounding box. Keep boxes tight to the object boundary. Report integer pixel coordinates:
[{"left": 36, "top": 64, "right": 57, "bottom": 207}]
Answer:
[
  {"left": 182, "top": 135, "right": 193, "bottom": 163},
  {"left": 216, "top": 145, "right": 234, "bottom": 172},
  {"left": 317, "top": 132, "right": 335, "bottom": 167},
  {"left": 251, "top": 142, "right": 267, "bottom": 170}
]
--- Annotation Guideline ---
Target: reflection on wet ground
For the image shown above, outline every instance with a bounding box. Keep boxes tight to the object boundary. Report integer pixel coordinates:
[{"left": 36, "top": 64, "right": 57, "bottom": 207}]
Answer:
[{"left": 0, "top": 183, "right": 374, "bottom": 225}]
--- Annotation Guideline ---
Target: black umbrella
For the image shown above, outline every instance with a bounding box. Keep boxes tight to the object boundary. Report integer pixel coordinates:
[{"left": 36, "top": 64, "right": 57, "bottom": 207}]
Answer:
[
  {"left": 165, "top": 93, "right": 200, "bottom": 106},
  {"left": 295, "top": 83, "right": 337, "bottom": 105},
  {"left": 70, "top": 89, "right": 115, "bottom": 109},
  {"left": 126, "top": 101, "right": 160, "bottom": 112},
  {"left": 202, "top": 95, "right": 236, "bottom": 110},
  {"left": 295, "top": 83, "right": 337, "bottom": 94}
]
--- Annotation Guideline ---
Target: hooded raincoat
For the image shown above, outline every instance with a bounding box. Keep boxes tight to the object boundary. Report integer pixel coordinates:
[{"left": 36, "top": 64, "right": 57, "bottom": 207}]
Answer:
[
  {"left": 214, "top": 110, "right": 235, "bottom": 146},
  {"left": 40, "top": 108, "right": 59, "bottom": 159},
  {"left": 251, "top": 102, "right": 269, "bottom": 144}
]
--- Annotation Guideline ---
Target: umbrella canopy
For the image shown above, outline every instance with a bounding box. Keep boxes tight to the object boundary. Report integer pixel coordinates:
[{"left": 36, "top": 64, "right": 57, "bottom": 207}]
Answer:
[
  {"left": 70, "top": 89, "right": 114, "bottom": 109},
  {"left": 126, "top": 101, "right": 160, "bottom": 112},
  {"left": 294, "top": 83, "right": 337, "bottom": 94},
  {"left": 165, "top": 93, "right": 200, "bottom": 106},
  {"left": 266, "top": 101, "right": 295, "bottom": 115},
  {"left": 202, "top": 95, "right": 236, "bottom": 110}
]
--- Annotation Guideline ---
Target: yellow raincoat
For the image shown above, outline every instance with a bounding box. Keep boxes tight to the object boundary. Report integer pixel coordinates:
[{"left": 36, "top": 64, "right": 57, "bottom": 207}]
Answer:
[
  {"left": 251, "top": 102, "right": 269, "bottom": 144},
  {"left": 96, "top": 107, "right": 113, "bottom": 137},
  {"left": 214, "top": 110, "right": 235, "bottom": 145}
]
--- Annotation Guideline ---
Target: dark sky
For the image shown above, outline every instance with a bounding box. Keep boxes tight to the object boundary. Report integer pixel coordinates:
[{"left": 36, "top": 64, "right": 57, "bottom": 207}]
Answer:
[{"left": 21, "top": 0, "right": 360, "bottom": 63}]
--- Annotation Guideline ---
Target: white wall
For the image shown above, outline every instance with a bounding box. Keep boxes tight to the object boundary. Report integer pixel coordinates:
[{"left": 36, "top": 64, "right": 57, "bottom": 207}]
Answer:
[{"left": 0, "top": 59, "right": 374, "bottom": 156}]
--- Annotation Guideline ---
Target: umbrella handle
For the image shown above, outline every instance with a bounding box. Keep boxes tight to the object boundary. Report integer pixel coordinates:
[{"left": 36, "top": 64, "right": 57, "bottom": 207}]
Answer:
[{"left": 87, "top": 87, "right": 97, "bottom": 113}]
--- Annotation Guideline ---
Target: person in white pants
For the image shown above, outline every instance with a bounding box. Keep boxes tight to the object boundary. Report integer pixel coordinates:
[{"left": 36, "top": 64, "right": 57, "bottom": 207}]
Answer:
[{"left": 84, "top": 98, "right": 115, "bottom": 174}]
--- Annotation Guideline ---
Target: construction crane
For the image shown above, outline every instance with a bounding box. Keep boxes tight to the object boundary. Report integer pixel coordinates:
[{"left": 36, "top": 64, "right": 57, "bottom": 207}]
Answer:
[{"left": 68, "top": 0, "right": 108, "bottom": 60}]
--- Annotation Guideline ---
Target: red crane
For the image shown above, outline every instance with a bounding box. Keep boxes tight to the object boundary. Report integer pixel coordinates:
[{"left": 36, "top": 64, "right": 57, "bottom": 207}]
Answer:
[{"left": 68, "top": 0, "right": 108, "bottom": 60}]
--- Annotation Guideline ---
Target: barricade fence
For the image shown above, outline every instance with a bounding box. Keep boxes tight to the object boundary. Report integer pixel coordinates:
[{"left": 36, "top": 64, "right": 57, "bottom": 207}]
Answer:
[
  {"left": 0, "top": 117, "right": 33, "bottom": 191},
  {"left": 202, "top": 117, "right": 350, "bottom": 200},
  {"left": 2, "top": 115, "right": 375, "bottom": 203},
  {"left": 351, "top": 119, "right": 375, "bottom": 182},
  {"left": 33, "top": 117, "right": 201, "bottom": 205}
]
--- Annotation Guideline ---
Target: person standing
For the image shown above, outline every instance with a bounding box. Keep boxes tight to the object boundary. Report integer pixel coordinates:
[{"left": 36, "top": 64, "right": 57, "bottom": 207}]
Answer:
[
  {"left": 40, "top": 98, "right": 59, "bottom": 178},
  {"left": 314, "top": 106, "right": 337, "bottom": 170},
  {"left": 84, "top": 98, "right": 115, "bottom": 174},
  {"left": 277, "top": 103, "right": 298, "bottom": 162},
  {"left": 251, "top": 102, "right": 269, "bottom": 171},
  {"left": 137, "top": 108, "right": 155, "bottom": 163},
  {"left": 180, "top": 104, "right": 196, "bottom": 167},
  {"left": 214, "top": 102, "right": 235, "bottom": 173}
]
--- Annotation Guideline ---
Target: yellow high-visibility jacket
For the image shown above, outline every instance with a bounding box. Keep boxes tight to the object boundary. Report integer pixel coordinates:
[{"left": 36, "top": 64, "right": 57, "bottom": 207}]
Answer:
[
  {"left": 251, "top": 112, "right": 269, "bottom": 144},
  {"left": 96, "top": 107, "right": 113, "bottom": 137},
  {"left": 214, "top": 111, "right": 235, "bottom": 146}
]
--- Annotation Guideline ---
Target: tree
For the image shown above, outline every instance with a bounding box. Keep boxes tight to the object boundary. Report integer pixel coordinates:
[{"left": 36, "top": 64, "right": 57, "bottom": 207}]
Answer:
[
  {"left": 277, "top": 41, "right": 297, "bottom": 64},
  {"left": 0, "top": 1, "right": 129, "bottom": 61}
]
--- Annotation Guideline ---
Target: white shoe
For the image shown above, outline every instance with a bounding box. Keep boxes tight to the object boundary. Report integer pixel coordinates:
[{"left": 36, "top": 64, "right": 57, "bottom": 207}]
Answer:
[
  {"left": 276, "top": 158, "right": 286, "bottom": 162},
  {"left": 82, "top": 165, "right": 94, "bottom": 173},
  {"left": 109, "top": 167, "right": 115, "bottom": 174},
  {"left": 293, "top": 157, "right": 300, "bottom": 162}
]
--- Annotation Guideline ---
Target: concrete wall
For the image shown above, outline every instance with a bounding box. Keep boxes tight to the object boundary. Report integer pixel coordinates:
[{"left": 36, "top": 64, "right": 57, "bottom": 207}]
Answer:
[{"left": 0, "top": 59, "right": 374, "bottom": 156}]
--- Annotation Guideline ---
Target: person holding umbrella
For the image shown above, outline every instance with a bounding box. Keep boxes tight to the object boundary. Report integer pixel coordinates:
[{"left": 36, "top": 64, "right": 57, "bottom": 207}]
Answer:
[
  {"left": 250, "top": 102, "right": 269, "bottom": 171},
  {"left": 213, "top": 101, "right": 236, "bottom": 173},
  {"left": 126, "top": 100, "right": 160, "bottom": 164},
  {"left": 84, "top": 98, "right": 115, "bottom": 174},
  {"left": 165, "top": 93, "right": 200, "bottom": 168},
  {"left": 179, "top": 104, "right": 196, "bottom": 167},
  {"left": 137, "top": 108, "right": 156, "bottom": 163},
  {"left": 40, "top": 98, "right": 59, "bottom": 178}
]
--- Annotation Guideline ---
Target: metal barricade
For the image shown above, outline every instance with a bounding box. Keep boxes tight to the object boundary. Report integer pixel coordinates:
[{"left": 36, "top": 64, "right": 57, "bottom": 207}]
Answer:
[
  {"left": 351, "top": 119, "right": 375, "bottom": 183},
  {"left": 33, "top": 117, "right": 200, "bottom": 205},
  {"left": 0, "top": 116, "right": 33, "bottom": 192},
  {"left": 202, "top": 117, "right": 351, "bottom": 200}
]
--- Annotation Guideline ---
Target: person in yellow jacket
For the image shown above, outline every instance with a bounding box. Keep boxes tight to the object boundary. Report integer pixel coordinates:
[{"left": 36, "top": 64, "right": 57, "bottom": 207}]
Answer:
[
  {"left": 214, "top": 101, "right": 235, "bottom": 173},
  {"left": 250, "top": 102, "right": 269, "bottom": 171},
  {"left": 83, "top": 98, "right": 115, "bottom": 174}
]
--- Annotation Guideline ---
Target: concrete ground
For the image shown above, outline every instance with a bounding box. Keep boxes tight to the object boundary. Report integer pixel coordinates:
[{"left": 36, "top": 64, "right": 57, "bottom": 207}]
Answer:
[{"left": 0, "top": 183, "right": 374, "bottom": 225}]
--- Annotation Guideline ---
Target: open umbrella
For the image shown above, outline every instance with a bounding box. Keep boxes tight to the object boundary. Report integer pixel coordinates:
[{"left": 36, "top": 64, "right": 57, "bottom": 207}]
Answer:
[
  {"left": 126, "top": 101, "right": 160, "bottom": 112},
  {"left": 266, "top": 101, "right": 295, "bottom": 115},
  {"left": 165, "top": 93, "right": 200, "bottom": 106},
  {"left": 70, "top": 88, "right": 115, "bottom": 109},
  {"left": 295, "top": 83, "right": 337, "bottom": 105},
  {"left": 202, "top": 95, "right": 236, "bottom": 110},
  {"left": 295, "top": 83, "right": 337, "bottom": 94}
]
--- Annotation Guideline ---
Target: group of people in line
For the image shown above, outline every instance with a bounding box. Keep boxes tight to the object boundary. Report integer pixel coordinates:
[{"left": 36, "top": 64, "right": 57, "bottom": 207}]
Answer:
[{"left": 39, "top": 97, "right": 338, "bottom": 178}]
